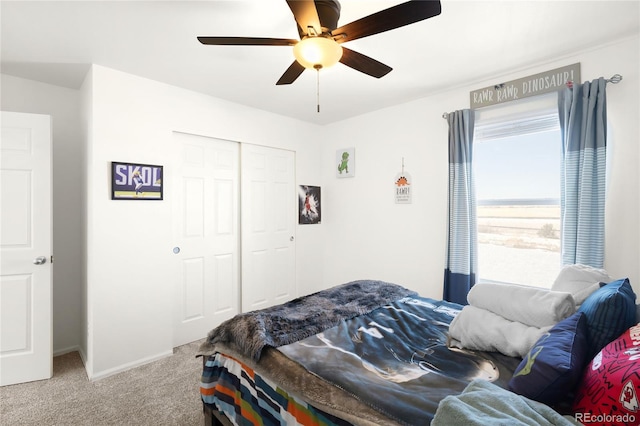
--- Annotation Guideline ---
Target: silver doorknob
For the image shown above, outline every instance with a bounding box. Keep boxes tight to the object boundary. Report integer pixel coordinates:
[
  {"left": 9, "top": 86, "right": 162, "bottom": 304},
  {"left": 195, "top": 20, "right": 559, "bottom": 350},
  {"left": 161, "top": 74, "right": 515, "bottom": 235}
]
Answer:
[
  {"left": 33, "top": 256, "right": 47, "bottom": 265},
  {"left": 290, "top": 236, "right": 294, "bottom": 241}
]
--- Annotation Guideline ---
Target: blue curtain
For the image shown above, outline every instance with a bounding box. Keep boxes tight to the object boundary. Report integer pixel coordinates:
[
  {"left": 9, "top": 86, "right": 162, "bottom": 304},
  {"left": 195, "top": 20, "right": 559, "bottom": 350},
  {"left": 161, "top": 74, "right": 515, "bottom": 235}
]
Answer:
[
  {"left": 443, "top": 109, "right": 477, "bottom": 305},
  {"left": 558, "top": 78, "right": 607, "bottom": 267}
]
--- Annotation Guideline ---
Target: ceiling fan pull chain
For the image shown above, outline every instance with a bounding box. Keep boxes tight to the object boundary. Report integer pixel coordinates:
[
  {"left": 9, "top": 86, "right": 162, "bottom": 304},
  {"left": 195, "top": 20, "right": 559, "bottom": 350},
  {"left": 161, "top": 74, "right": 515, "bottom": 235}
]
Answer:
[{"left": 316, "top": 65, "right": 321, "bottom": 113}]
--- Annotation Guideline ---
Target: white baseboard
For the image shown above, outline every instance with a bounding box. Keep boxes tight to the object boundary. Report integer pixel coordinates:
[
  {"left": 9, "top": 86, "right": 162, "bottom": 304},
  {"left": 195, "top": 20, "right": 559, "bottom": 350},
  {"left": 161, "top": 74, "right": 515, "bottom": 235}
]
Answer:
[
  {"left": 51, "top": 345, "right": 91, "bottom": 381},
  {"left": 53, "top": 345, "right": 81, "bottom": 357},
  {"left": 77, "top": 347, "right": 88, "bottom": 367},
  {"left": 87, "top": 350, "right": 174, "bottom": 382}
]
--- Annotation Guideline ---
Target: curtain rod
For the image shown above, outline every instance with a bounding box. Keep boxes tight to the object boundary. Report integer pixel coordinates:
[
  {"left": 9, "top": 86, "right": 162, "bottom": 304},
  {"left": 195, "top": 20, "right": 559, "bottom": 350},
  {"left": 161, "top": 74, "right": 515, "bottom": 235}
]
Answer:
[
  {"left": 441, "top": 73, "right": 623, "bottom": 119},
  {"left": 607, "top": 73, "right": 623, "bottom": 84}
]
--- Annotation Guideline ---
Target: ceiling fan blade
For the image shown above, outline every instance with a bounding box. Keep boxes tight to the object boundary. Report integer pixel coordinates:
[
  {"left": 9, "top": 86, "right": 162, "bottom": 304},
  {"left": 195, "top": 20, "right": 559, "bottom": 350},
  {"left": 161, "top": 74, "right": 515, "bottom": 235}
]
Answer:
[
  {"left": 276, "top": 61, "right": 306, "bottom": 85},
  {"left": 332, "top": 0, "right": 442, "bottom": 44},
  {"left": 197, "top": 36, "right": 297, "bottom": 46},
  {"left": 339, "top": 47, "right": 392, "bottom": 79},
  {"left": 286, "top": 0, "right": 322, "bottom": 36}
]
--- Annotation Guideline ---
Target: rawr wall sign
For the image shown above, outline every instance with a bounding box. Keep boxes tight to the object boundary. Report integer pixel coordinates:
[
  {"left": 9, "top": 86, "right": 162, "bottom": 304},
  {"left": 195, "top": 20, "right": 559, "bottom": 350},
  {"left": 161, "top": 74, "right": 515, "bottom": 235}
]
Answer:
[
  {"left": 394, "top": 159, "right": 412, "bottom": 204},
  {"left": 470, "top": 63, "right": 580, "bottom": 109}
]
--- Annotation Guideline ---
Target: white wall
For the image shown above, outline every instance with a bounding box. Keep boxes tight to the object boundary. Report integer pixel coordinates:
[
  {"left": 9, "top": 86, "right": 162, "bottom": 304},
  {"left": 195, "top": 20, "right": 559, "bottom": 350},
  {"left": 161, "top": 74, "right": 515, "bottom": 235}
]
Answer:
[
  {"left": 599, "top": 37, "right": 640, "bottom": 287},
  {"left": 79, "top": 69, "right": 92, "bottom": 371},
  {"left": 318, "top": 100, "right": 449, "bottom": 299},
  {"left": 320, "top": 35, "right": 640, "bottom": 299},
  {"left": 1, "top": 74, "right": 84, "bottom": 356},
  {"left": 83, "top": 65, "right": 324, "bottom": 378}
]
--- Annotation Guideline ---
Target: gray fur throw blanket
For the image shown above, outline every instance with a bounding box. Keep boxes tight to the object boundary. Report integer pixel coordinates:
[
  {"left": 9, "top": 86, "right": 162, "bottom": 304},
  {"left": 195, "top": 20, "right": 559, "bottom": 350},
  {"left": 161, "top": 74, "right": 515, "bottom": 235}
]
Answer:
[{"left": 200, "top": 280, "right": 417, "bottom": 361}]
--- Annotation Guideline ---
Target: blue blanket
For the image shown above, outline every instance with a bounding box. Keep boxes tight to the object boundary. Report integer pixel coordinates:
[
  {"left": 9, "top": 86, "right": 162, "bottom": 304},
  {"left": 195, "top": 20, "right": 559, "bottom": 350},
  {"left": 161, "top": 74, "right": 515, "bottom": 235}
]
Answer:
[{"left": 432, "top": 379, "right": 579, "bottom": 425}]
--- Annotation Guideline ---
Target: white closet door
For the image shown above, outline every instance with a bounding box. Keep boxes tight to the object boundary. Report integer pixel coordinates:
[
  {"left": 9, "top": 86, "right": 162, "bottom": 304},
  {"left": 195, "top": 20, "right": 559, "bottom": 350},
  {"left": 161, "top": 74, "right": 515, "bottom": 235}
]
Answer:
[
  {"left": 241, "top": 144, "right": 296, "bottom": 312},
  {"left": 172, "top": 132, "right": 240, "bottom": 347}
]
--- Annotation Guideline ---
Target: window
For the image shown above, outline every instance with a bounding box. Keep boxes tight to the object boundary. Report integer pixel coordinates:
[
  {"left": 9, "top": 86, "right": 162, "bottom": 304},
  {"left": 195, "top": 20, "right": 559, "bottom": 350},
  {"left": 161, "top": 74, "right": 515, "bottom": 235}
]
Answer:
[{"left": 473, "top": 96, "right": 562, "bottom": 288}]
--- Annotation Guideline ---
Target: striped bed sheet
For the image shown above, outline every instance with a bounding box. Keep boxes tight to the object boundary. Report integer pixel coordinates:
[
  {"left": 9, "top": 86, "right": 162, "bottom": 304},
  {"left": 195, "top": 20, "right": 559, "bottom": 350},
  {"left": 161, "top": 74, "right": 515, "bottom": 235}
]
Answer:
[{"left": 201, "top": 352, "right": 353, "bottom": 426}]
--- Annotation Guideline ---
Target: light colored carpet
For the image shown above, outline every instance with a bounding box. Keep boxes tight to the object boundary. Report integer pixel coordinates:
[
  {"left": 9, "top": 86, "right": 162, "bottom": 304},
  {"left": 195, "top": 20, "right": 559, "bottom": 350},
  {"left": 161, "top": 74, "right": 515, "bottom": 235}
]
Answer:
[{"left": 0, "top": 339, "right": 205, "bottom": 425}]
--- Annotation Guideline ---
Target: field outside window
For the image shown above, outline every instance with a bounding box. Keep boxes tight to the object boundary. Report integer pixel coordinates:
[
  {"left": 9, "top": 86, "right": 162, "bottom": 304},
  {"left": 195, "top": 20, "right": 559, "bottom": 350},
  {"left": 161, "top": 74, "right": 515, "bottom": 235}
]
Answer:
[{"left": 474, "top": 120, "right": 561, "bottom": 288}]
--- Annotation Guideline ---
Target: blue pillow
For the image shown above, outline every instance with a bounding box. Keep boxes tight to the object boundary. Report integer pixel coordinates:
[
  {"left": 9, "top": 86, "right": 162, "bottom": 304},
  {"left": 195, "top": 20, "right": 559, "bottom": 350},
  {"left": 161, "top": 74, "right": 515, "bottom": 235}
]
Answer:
[
  {"left": 578, "top": 278, "right": 636, "bottom": 358},
  {"left": 508, "top": 312, "right": 588, "bottom": 405}
]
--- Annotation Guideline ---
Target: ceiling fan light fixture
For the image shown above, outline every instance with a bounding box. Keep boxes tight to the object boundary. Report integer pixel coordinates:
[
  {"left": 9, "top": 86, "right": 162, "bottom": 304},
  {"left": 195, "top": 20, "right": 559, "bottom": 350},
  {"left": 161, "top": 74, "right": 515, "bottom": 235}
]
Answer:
[{"left": 293, "top": 36, "right": 343, "bottom": 69}]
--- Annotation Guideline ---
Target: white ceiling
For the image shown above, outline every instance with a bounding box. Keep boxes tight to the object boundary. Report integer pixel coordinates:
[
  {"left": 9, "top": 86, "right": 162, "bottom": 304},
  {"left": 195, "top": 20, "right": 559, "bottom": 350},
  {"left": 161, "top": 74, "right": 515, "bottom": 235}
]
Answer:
[{"left": 1, "top": 1, "right": 639, "bottom": 125}]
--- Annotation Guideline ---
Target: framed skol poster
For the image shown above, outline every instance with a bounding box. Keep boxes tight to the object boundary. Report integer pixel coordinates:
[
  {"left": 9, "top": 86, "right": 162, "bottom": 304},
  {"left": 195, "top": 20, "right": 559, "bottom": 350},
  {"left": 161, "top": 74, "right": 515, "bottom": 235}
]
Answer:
[
  {"left": 111, "top": 161, "right": 163, "bottom": 200},
  {"left": 298, "top": 185, "right": 321, "bottom": 224}
]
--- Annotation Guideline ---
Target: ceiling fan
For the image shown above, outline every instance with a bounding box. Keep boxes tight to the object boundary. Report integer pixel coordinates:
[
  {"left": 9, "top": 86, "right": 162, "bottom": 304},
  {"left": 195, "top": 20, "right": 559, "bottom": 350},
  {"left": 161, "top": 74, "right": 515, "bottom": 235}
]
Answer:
[{"left": 198, "top": 0, "right": 442, "bottom": 85}]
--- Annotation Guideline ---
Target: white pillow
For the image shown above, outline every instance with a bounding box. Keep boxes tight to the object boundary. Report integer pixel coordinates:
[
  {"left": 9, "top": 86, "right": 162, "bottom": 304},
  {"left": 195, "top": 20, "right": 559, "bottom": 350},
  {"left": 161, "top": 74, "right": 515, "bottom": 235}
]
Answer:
[
  {"left": 551, "top": 264, "right": 610, "bottom": 304},
  {"left": 571, "top": 282, "right": 602, "bottom": 305}
]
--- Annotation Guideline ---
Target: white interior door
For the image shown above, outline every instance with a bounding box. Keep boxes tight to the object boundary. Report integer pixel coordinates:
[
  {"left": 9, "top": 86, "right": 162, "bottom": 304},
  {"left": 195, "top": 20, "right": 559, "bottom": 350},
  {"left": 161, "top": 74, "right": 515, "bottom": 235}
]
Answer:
[
  {"left": 241, "top": 144, "right": 296, "bottom": 312},
  {"left": 172, "top": 132, "right": 240, "bottom": 347},
  {"left": 0, "top": 111, "right": 52, "bottom": 386}
]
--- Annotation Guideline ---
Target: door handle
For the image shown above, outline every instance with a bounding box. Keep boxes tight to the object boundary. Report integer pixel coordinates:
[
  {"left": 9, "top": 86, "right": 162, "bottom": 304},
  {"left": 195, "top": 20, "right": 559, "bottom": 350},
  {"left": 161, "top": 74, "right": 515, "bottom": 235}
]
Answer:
[{"left": 33, "top": 256, "right": 47, "bottom": 265}]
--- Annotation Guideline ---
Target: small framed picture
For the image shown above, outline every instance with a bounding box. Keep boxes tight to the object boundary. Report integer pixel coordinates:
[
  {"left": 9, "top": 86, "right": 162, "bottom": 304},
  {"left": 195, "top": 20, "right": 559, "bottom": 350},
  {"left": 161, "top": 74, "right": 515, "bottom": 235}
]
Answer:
[
  {"left": 298, "top": 185, "right": 321, "bottom": 224},
  {"left": 111, "top": 161, "right": 163, "bottom": 200},
  {"left": 336, "top": 148, "right": 355, "bottom": 178}
]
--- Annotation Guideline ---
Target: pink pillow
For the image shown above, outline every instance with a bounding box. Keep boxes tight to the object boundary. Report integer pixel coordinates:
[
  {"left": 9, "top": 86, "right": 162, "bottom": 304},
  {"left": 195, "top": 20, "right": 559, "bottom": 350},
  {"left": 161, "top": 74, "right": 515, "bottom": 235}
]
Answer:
[{"left": 573, "top": 323, "right": 640, "bottom": 425}]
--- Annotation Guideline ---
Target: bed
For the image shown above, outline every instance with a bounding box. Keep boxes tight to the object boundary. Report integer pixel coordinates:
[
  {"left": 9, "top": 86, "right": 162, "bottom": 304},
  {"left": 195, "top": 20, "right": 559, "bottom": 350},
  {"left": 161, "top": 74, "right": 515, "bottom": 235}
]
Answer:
[{"left": 198, "top": 275, "right": 639, "bottom": 426}]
